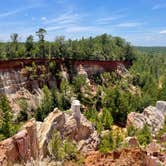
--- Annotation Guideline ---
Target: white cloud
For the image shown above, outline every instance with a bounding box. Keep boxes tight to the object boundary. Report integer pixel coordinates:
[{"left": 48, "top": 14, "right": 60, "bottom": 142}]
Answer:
[
  {"left": 66, "top": 26, "right": 94, "bottom": 33},
  {"left": 46, "top": 25, "right": 66, "bottom": 31},
  {"left": 41, "top": 17, "right": 47, "bottom": 21},
  {"left": 152, "top": 3, "right": 166, "bottom": 10},
  {"left": 160, "top": 30, "right": 166, "bottom": 34},
  {"left": 0, "top": 5, "right": 40, "bottom": 18},
  {"left": 45, "top": 11, "right": 79, "bottom": 25},
  {"left": 96, "top": 15, "right": 124, "bottom": 25},
  {"left": 116, "top": 22, "right": 142, "bottom": 28}
]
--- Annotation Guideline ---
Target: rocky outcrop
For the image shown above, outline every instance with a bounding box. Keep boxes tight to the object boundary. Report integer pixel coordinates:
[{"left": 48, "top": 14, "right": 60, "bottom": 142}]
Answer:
[
  {"left": 0, "top": 120, "right": 39, "bottom": 166},
  {"left": 38, "top": 109, "right": 66, "bottom": 158},
  {"left": 0, "top": 104, "right": 99, "bottom": 165},
  {"left": 63, "top": 114, "right": 99, "bottom": 152},
  {"left": 127, "top": 101, "right": 166, "bottom": 134},
  {"left": 7, "top": 88, "right": 42, "bottom": 115},
  {"left": 38, "top": 108, "right": 100, "bottom": 158}
]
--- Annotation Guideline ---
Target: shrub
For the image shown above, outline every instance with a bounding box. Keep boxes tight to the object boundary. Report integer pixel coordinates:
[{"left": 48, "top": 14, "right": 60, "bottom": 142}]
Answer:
[
  {"left": 101, "top": 108, "right": 113, "bottom": 130},
  {"left": 35, "top": 85, "right": 54, "bottom": 121},
  {"left": 137, "top": 124, "right": 152, "bottom": 146},
  {"left": 17, "top": 98, "right": 28, "bottom": 122},
  {"left": 49, "top": 130, "right": 81, "bottom": 162},
  {"left": 0, "top": 95, "right": 20, "bottom": 139},
  {"left": 99, "top": 132, "right": 113, "bottom": 153},
  {"left": 99, "top": 128, "right": 124, "bottom": 153},
  {"left": 127, "top": 125, "right": 137, "bottom": 137},
  {"left": 49, "top": 130, "right": 65, "bottom": 160}
]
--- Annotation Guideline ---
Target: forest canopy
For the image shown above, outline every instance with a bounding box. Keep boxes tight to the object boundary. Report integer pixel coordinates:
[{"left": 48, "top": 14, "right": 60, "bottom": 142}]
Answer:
[{"left": 0, "top": 29, "right": 136, "bottom": 61}]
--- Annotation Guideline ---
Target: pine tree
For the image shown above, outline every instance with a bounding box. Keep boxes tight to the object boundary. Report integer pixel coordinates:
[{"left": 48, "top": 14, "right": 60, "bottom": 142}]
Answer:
[{"left": 0, "top": 95, "right": 13, "bottom": 138}]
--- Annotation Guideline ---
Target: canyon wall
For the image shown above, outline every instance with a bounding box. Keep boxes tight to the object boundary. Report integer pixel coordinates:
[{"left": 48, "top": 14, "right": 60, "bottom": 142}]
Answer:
[{"left": 0, "top": 58, "right": 131, "bottom": 95}]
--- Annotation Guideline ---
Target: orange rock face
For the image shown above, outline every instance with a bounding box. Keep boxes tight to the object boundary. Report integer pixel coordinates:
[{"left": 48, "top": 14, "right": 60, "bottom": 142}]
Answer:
[
  {"left": 0, "top": 120, "right": 39, "bottom": 166},
  {"left": 84, "top": 148, "right": 148, "bottom": 166}
]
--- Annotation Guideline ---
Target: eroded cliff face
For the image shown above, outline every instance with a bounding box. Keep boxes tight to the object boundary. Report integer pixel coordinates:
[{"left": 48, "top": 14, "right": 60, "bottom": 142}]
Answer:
[
  {"left": 0, "top": 108, "right": 99, "bottom": 166},
  {"left": 0, "top": 69, "right": 28, "bottom": 94},
  {"left": 0, "top": 59, "right": 131, "bottom": 96},
  {"left": 0, "top": 119, "right": 39, "bottom": 166},
  {"left": 0, "top": 67, "right": 55, "bottom": 95}
]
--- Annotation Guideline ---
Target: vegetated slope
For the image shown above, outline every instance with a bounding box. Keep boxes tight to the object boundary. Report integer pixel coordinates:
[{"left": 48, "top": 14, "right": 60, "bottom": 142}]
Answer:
[{"left": 130, "top": 51, "right": 166, "bottom": 108}]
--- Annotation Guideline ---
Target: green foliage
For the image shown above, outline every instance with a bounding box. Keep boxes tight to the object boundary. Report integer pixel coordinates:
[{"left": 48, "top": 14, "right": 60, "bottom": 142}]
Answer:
[
  {"left": 127, "top": 125, "right": 137, "bottom": 137},
  {"left": 127, "top": 124, "right": 152, "bottom": 146},
  {"left": 51, "top": 81, "right": 71, "bottom": 111},
  {"left": 0, "top": 95, "right": 12, "bottom": 138},
  {"left": 157, "top": 125, "right": 166, "bottom": 140},
  {"left": 35, "top": 85, "right": 54, "bottom": 121},
  {"left": 99, "top": 132, "right": 113, "bottom": 153},
  {"left": 16, "top": 98, "right": 28, "bottom": 122},
  {"left": 72, "top": 74, "right": 87, "bottom": 93},
  {"left": 99, "top": 129, "right": 124, "bottom": 153},
  {"left": 102, "top": 87, "right": 140, "bottom": 125},
  {"left": 157, "top": 116, "right": 166, "bottom": 140},
  {"left": 0, "top": 95, "right": 19, "bottom": 140},
  {"left": 49, "top": 130, "right": 65, "bottom": 160},
  {"left": 137, "top": 125, "right": 152, "bottom": 146},
  {"left": 48, "top": 61, "right": 56, "bottom": 74},
  {"left": 49, "top": 130, "right": 80, "bottom": 162},
  {"left": 101, "top": 108, "right": 113, "bottom": 130},
  {"left": 0, "top": 33, "right": 136, "bottom": 60}
]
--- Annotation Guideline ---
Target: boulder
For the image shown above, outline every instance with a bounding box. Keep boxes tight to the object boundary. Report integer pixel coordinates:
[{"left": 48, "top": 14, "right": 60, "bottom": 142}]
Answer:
[
  {"left": 127, "top": 112, "right": 146, "bottom": 129},
  {"left": 156, "top": 101, "right": 166, "bottom": 115},
  {"left": 160, "top": 133, "right": 166, "bottom": 143},
  {"left": 146, "top": 156, "right": 161, "bottom": 166},
  {"left": 127, "top": 102, "right": 166, "bottom": 134},
  {"left": 146, "top": 140, "right": 161, "bottom": 155},
  {"left": 143, "top": 106, "right": 164, "bottom": 133},
  {"left": 125, "top": 137, "right": 139, "bottom": 147}
]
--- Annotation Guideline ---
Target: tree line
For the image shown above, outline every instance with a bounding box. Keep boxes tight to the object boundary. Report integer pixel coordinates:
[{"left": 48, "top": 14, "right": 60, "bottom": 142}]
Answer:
[{"left": 0, "top": 28, "right": 136, "bottom": 61}]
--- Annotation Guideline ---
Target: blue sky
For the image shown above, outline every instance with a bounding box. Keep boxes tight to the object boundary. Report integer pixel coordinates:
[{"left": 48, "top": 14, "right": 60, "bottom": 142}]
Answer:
[{"left": 0, "top": 0, "right": 166, "bottom": 46}]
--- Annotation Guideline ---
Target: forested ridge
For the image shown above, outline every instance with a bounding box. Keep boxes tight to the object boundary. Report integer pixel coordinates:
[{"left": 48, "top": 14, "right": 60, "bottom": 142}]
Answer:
[{"left": 0, "top": 29, "right": 136, "bottom": 61}]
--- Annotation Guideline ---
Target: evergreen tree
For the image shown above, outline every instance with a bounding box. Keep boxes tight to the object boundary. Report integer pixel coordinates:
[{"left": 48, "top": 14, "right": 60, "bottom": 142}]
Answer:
[{"left": 0, "top": 95, "right": 13, "bottom": 139}]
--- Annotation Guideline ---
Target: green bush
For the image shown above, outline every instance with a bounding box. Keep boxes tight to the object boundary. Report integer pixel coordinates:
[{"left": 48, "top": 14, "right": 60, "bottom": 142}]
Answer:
[
  {"left": 101, "top": 108, "right": 113, "bottom": 130},
  {"left": 0, "top": 95, "right": 20, "bottom": 140},
  {"left": 127, "top": 125, "right": 137, "bottom": 137},
  {"left": 99, "top": 132, "right": 113, "bottom": 153},
  {"left": 35, "top": 85, "right": 54, "bottom": 121},
  {"left": 137, "top": 124, "right": 152, "bottom": 146},
  {"left": 49, "top": 130, "right": 65, "bottom": 160},
  {"left": 99, "top": 129, "right": 124, "bottom": 153},
  {"left": 17, "top": 98, "right": 28, "bottom": 122},
  {"left": 49, "top": 130, "right": 80, "bottom": 162}
]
